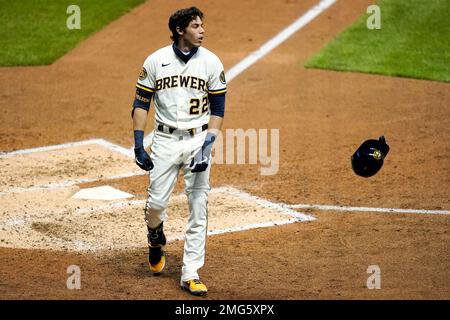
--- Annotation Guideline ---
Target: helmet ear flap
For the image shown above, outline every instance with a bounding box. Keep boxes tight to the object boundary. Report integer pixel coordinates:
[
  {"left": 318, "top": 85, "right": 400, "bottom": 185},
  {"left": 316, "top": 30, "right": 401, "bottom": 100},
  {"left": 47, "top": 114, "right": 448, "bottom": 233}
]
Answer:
[
  {"left": 351, "top": 136, "right": 390, "bottom": 177},
  {"left": 378, "top": 136, "right": 390, "bottom": 158}
]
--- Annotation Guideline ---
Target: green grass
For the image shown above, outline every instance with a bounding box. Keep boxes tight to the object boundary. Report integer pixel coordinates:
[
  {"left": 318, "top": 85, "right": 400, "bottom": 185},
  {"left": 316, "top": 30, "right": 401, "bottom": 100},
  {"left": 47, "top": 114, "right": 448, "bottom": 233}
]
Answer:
[
  {"left": 305, "top": 0, "right": 450, "bottom": 82},
  {"left": 0, "top": 0, "right": 145, "bottom": 66}
]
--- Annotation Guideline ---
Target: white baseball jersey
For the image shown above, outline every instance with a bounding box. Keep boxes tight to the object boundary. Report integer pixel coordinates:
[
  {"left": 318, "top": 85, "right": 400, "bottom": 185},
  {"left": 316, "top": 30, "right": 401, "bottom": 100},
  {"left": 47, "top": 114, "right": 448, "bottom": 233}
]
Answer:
[{"left": 136, "top": 45, "right": 226, "bottom": 130}]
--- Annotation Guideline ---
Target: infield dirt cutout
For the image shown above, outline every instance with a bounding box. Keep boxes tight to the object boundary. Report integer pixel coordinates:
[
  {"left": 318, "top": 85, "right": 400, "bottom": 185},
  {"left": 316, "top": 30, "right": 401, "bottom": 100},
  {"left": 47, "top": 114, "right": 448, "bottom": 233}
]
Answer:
[{"left": 0, "top": 143, "right": 311, "bottom": 251}]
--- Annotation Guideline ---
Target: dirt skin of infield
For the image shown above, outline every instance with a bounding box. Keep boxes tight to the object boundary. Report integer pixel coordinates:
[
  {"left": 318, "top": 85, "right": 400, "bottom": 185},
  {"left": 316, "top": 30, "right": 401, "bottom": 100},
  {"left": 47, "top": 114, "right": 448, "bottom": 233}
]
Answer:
[{"left": 0, "top": 0, "right": 449, "bottom": 299}]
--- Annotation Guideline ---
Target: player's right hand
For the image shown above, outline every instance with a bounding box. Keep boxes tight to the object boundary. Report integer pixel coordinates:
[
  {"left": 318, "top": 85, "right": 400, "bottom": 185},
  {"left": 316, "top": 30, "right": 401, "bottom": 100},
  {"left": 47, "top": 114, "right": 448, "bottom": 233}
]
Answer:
[
  {"left": 134, "top": 146, "right": 154, "bottom": 171},
  {"left": 189, "top": 132, "right": 216, "bottom": 173}
]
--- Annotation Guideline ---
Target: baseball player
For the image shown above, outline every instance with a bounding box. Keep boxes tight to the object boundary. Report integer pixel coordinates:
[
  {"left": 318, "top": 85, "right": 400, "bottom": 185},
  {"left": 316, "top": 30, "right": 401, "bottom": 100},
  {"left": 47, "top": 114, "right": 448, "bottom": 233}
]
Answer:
[{"left": 131, "top": 7, "right": 226, "bottom": 296}]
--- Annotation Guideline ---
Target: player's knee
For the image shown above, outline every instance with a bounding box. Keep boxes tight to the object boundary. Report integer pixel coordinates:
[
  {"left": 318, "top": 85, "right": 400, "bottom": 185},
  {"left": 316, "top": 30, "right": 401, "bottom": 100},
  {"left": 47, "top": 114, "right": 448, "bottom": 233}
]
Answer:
[
  {"left": 187, "top": 190, "right": 208, "bottom": 212},
  {"left": 185, "top": 182, "right": 210, "bottom": 195},
  {"left": 146, "top": 197, "right": 167, "bottom": 212},
  {"left": 186, "top": 189, "right": 208, "bottom": 199},
  {"left": 145, "top": 199, "right": 167, "bottom": 214},
  {"left": 145, "top": 203, "right": 166, "bottom": 229}
]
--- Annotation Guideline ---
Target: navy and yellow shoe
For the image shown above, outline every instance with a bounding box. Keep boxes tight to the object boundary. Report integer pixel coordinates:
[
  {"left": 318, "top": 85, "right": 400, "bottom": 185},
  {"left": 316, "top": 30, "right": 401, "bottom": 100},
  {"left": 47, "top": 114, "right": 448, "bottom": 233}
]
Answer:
[
  {"left": 147, "top": 223, "right": 166, "bottom": 275},
  {"left": 181, "top": 279, "right": 208, "bottom": 296},
  {"left": 148, "top": 246, "right": 165, "bottom": 274}
]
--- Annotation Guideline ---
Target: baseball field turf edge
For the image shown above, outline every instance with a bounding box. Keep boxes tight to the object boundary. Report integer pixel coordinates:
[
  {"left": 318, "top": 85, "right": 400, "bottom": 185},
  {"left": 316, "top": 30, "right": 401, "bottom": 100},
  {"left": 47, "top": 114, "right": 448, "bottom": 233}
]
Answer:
[
  {"left": 0, "top": 0, "right": 145, "bottom": 66},
  {"left": 304, "top": 0, "right": 450, "bottom": 83}
]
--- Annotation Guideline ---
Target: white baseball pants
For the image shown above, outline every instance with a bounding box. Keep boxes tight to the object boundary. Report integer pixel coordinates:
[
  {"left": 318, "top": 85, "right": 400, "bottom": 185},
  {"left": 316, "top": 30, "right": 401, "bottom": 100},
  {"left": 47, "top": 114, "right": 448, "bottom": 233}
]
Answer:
[{"left": 144, "top": 128, "right": 210, "bottom": 282}]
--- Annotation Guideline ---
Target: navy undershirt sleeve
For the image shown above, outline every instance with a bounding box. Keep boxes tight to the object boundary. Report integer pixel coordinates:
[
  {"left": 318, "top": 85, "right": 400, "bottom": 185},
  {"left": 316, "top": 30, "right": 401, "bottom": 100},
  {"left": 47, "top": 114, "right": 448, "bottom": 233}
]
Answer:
[{"left": 208, "top": 93, "right": 226, "bottom": 117}]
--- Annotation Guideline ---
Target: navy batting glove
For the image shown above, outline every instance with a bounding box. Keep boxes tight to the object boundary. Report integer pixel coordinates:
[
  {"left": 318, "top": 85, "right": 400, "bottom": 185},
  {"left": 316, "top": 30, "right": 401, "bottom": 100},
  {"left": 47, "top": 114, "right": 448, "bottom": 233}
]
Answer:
[
  {"left": 134, "top": 146, "right": 154, "bottom": 171},
  {"left": 189, "top": 132, "right": 216, "bottom": 173}
]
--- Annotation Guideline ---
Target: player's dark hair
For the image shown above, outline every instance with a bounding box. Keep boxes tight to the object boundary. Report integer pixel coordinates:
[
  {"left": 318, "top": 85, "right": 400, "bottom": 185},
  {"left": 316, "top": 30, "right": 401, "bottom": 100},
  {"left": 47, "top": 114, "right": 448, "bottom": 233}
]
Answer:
[{"left": 168, "top": 7, "right": 204, "bottom": 42}]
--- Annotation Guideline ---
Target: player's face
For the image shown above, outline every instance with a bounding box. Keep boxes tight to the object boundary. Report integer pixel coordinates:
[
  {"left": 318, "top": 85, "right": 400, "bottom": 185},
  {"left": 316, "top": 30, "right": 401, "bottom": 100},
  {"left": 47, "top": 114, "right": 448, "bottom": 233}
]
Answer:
[{"left": 179, "top": 16, "right": 204, "bottom": 49}]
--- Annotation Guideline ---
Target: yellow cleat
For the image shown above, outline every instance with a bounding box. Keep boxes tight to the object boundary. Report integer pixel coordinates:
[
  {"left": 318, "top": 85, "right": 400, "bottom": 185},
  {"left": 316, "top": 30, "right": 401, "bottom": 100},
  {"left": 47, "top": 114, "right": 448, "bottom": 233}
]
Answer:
[
  {"left": 181, "top": 279, "right": 208, "bottom": 296},
  {"left": 148, "top": 246, "right": 165, "bottom": 274}
]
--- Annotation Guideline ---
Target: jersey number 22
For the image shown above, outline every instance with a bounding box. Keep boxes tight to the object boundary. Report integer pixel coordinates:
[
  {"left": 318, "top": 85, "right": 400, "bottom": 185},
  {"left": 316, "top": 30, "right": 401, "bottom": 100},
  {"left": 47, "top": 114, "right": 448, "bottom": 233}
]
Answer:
[{"left": 189, "top": 95, "right": 208, "bottom": 115}]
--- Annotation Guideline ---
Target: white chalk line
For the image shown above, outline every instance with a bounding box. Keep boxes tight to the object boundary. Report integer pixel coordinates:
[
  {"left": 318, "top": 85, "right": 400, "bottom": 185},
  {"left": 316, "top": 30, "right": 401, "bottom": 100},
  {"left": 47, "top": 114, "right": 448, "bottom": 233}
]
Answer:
[
  {"left": 167, "top": 219, "right": 302, "bottom": 244},
  {"left": 286, "top": 204, "right": 450, "bottom": 216},
  {"left": 226, "top": 0, "right": 337, "bottom": 82},
  {"left": 213, "top": 187, "right": 315, "bottom": 221},
  {"left": 219, "top": 188, "right": 450, "bottom": 217},
  {"left": 0, "top": 138, "right": 133, "bottom": 159}
]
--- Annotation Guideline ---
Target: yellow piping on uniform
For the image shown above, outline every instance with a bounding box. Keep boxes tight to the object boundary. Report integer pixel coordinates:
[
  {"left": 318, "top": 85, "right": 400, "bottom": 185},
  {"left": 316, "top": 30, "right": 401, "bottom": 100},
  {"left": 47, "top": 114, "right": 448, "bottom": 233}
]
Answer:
[
  {"left": 136, "top": 83, "right": 155, "bottom": 92},
  {"left": 208, "top": 89, "right": 227, "bottom": 94}
]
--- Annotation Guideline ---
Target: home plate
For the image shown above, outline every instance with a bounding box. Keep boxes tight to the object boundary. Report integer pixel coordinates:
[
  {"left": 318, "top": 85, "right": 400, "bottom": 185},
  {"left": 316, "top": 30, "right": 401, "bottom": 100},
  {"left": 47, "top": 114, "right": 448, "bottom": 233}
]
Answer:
[{"left": 72, "top": 186, "right": 133, "bottom": 200}]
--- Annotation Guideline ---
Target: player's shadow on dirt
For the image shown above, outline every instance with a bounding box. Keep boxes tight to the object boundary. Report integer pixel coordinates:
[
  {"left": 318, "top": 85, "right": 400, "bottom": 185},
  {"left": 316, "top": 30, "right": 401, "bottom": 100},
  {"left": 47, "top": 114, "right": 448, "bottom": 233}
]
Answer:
[{"left": 101, "top": 247, "right": 185, "bottom": 292}]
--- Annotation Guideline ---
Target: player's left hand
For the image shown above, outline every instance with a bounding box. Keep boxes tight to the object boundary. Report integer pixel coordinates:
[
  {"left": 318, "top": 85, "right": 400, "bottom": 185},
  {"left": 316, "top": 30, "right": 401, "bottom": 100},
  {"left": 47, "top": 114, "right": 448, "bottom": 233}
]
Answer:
[{"left": 189, "top": 132, "right": 216, "bottom": 173}]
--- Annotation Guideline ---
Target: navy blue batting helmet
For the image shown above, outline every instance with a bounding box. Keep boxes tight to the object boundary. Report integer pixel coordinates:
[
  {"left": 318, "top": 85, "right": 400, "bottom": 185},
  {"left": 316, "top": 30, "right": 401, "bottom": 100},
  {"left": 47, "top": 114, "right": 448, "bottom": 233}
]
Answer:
[{"left": 351, "top": 136, "right": 390, "bottom": 177}]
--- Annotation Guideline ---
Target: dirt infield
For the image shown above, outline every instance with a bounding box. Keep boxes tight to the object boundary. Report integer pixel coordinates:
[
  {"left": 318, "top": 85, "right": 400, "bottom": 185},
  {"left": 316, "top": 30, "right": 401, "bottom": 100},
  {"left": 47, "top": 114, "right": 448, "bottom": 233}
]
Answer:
[{"left": 0, "top": 0, "right": 449, "bottom": 300}]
